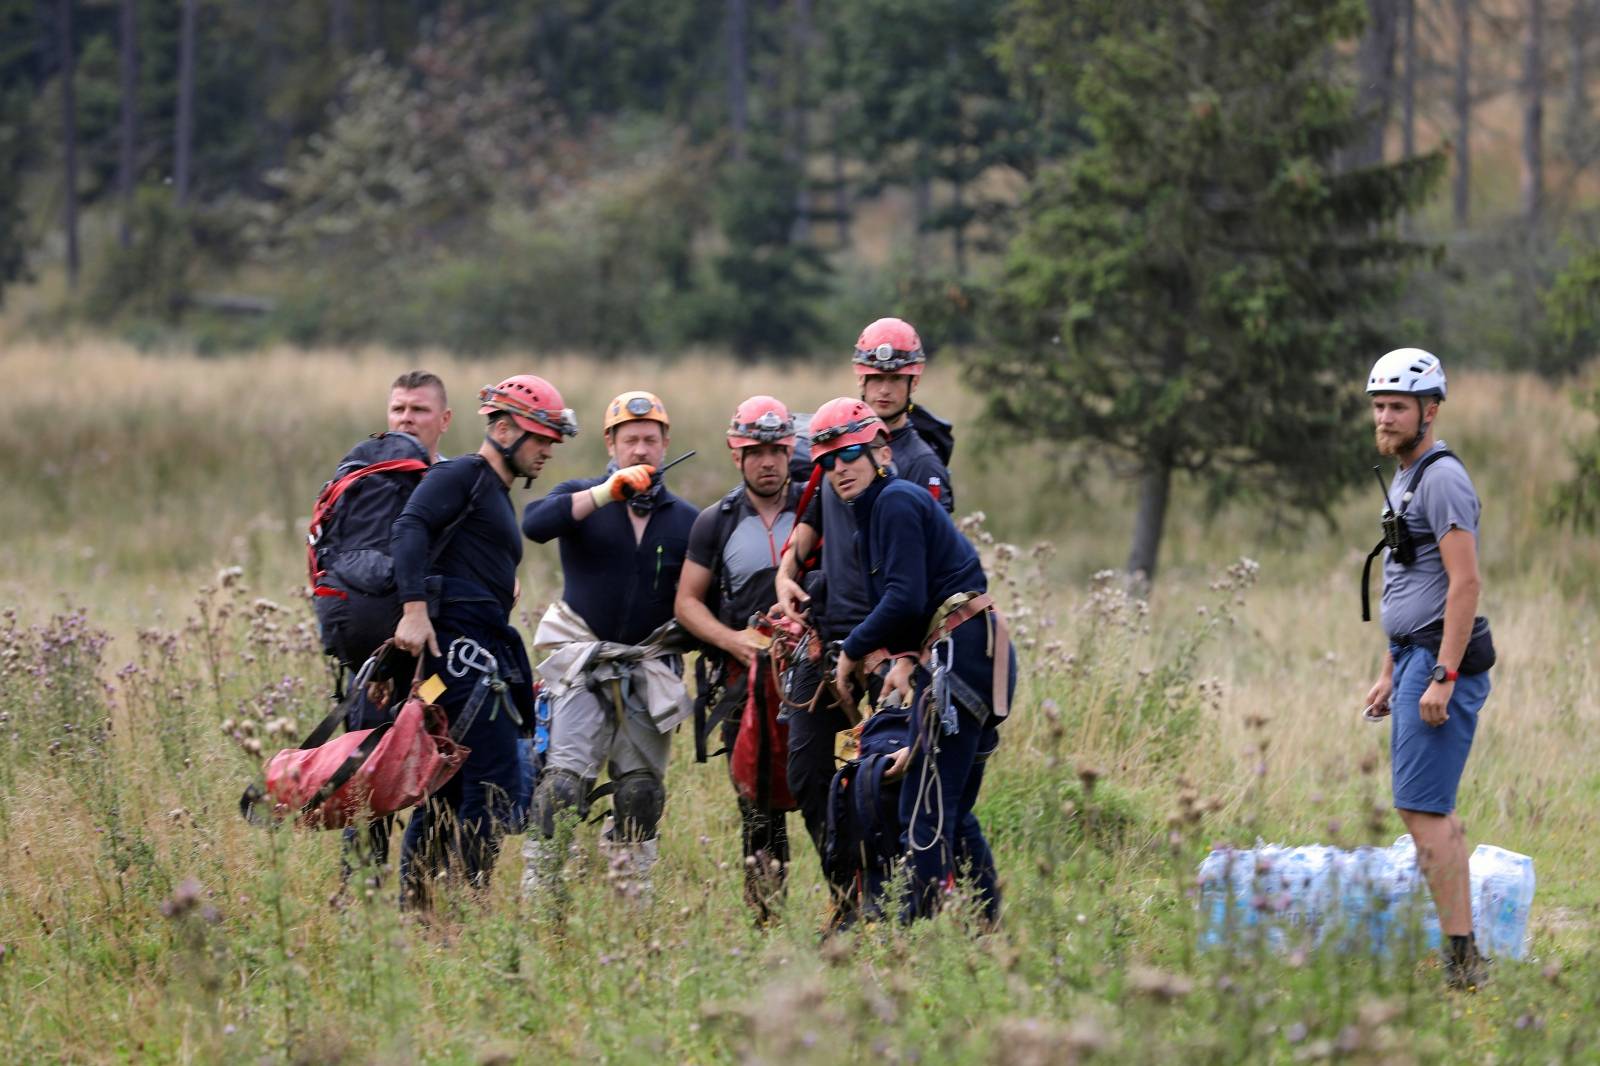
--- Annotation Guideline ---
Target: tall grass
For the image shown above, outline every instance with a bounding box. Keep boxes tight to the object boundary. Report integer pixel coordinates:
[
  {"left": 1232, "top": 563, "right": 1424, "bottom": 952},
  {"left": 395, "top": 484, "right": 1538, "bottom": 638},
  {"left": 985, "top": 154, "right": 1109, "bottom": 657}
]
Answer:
[{"left": 0, "top": 341, "right": 1597, "bottom": 1061}]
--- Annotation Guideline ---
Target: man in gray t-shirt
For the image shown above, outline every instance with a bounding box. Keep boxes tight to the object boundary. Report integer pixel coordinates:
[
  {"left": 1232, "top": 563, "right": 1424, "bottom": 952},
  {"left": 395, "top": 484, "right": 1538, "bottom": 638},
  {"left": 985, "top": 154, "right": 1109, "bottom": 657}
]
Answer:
[
  {"left": 1360, "top": 347, "right": 1493, "bottom": 991},
  {"left": 1379, "top": 442, "right": 1481, "bottom": 640}
]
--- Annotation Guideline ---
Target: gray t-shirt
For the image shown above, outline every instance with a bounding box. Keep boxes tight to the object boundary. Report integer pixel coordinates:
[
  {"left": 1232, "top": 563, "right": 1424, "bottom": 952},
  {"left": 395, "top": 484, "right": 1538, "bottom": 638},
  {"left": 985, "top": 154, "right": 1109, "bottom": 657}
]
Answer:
[{"left": 1380, "top": 441, "right": 1480, "bottom": 640}]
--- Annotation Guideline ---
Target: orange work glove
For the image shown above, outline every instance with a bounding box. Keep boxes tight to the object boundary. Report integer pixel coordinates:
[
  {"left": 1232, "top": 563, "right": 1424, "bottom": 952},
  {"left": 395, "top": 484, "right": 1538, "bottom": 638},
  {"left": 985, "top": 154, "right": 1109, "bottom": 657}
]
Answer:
[{"left": 589, "top": 464, "right": 655, "bottom": 508}]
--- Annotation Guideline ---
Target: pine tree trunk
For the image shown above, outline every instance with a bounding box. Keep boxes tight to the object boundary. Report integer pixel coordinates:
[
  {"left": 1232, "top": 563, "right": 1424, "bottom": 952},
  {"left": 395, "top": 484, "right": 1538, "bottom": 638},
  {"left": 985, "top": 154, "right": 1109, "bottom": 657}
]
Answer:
[
  {"left": 330, "top": 0, "right": 350, "bottom": 56},
  {"left": 1401, "top": 0, "right": 1416, "bottom": 160},
  {"left": 368, "top": 0, "right": 384, "bottom": 54},
  {"left": 1522, "top": 0, "right": 1544, "bottom": 223},
  {"left": 57, "top": 0, "right": 78, "bottom": 288},
  {"left": 951, "top": 176, "right": 966, "bottom": 277},
  {"left": 832, "top": 108, "right": 850, "bottom": 247},
  {"left": 1125, "top": 454, "right": 1173, "bottom": 589},
  {"left": 725, "top": 0, "right": 748, "bottom": 162},
  {"left": 912, "top": 167, "right": 930, "bottom": 264},
  {"left": 175, "top": 0, "right": 196, "bottom": 207},
  {"left": 788, "top": 0, "right": 812, "bottom": 245},
  {"left": 117, "top": 0, "right": 136, "bottom": 249},
  {"left": 1572, "top": 0, "right": 1590, "bottom": 149},
  {"left": 1453, "top": 0, "right": 1472, "bottom": 225},
  {"left": 1353, "top": 0, "right": 1398, "bottom": 167}
]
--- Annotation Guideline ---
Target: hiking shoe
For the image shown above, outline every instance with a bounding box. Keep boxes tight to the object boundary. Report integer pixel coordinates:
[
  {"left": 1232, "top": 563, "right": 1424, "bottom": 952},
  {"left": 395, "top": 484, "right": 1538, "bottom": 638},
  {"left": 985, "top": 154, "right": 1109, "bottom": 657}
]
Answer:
[{"left": 1445, "top": 935, "right": 1489, "bottom": 991}]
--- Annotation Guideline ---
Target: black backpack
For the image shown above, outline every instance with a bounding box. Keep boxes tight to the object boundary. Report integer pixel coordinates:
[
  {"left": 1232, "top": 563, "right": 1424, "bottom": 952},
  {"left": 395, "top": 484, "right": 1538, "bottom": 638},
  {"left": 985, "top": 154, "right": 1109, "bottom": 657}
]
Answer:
[
  {"left": 308, "top": 432, "right": 432, "bottom": 670},
  {"left": 823, "top": 708, "right": 912, "bottom": 921},
  {"left": 908, "top": 405, "right": 955, "bottom": 467}
]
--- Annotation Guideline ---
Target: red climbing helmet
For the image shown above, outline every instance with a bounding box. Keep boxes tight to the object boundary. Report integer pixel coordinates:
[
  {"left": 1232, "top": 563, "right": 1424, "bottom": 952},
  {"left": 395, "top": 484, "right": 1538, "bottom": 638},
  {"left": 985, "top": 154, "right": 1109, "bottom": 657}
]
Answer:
[
  {"left": 807, "top": 397, "right": 885, "bottom": 459},
  {"left": 477, "top": 375, "right": 577, "bottom": 442},
  {"left": 851, "top": 317, "right": 925, "bottom": 376},
  {"left": 726, "top": 395, "right": 797, "bottom": 450}
]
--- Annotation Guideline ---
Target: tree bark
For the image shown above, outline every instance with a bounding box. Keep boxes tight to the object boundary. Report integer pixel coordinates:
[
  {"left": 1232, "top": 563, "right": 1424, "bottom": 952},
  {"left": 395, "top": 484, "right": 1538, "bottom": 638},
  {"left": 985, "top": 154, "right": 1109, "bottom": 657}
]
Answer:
[
  {"left": 951, "top": 174, "right": 966, "bottom": 277},
  {"left": 1125, "top": 454, "right": 1173, "bottom": 588},
  {"left": 117, "top": 0, "right": 137, "bottom": 249},
  {"left": 330, "top": 0, "right": 350, "bottom": 56},
  {"left": 1574, "top": 0, "right": 1587, "bottom": 151},
  {"left": 832, "top": 107, "right": 850, "bottom": 247},
  {"left": 788, "top": 0, "right": 812, "bottom": 244},
  {"left": 174, "top": 0, "right": 196, "bottom": 207},
  {"left": 1401, "top": 0, "right": 1416, "bottom": 161},
  {"left": 912, "top": 166, "right": 930, "bottom": 264},
  {"left": 1521, "top": 0, "right": 1544, "bottom": 224},
  {"left": 1352, "top": 0, "right": 1399, "bottom": 167},
  {"left": 57, "top": 0, "right": 78, "bottom": 288},
  {"left": 725, "top": 0, "right": 748, "bottom": 162},
  {"left": 1453, "top": 0, "right": 1472, "bottom": 225}
]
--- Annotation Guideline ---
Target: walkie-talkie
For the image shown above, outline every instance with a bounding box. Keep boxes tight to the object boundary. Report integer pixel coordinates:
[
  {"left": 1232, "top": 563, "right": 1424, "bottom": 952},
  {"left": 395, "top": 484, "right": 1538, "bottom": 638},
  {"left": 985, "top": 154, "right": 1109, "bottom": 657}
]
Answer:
[{"left": 1373, "top": 465, "right": 1415, "bottom": 565}]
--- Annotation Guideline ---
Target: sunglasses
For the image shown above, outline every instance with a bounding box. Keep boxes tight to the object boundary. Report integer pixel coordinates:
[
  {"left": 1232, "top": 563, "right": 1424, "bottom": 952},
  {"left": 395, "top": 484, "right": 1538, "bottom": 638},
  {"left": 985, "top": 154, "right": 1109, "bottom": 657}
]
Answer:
[{"left": 817, "top": 443, "right": 869, "bottom": 471}]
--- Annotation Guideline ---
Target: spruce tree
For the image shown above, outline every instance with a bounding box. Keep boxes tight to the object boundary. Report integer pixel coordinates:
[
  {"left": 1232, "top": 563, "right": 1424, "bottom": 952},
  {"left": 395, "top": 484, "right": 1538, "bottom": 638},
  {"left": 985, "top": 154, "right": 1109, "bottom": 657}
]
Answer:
[{"left": 978, "top": 0, "right": 1444, "bottom": 582}]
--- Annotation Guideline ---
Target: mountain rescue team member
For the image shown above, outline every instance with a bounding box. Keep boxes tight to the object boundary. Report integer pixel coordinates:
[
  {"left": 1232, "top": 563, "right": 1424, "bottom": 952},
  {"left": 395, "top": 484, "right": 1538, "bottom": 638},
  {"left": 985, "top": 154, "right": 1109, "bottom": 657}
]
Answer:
[
  {"left": 388, "top": 369, "right": 453, "bottom": 462},
  {"left": 851, "top": 316, "right": 954, "bottom": 508},
  {"left": 337, "top": 369, "right": 455, "bottom": 881},
  {"left": 390, "top": 374, "right": 575, "bottom": 907},
  {"left": 1360, "top": 348, "right": 1494, "bottom": 990},
  {"left": 521, "top": 391, "right": 699, "bottom": 899},
  {"left": 674, "top": 396, "right": 802, "bottom": 923},
  {"left": 773, "top": 319, "right": 954, "bottom": 896},
  {"left": 808, "top": 396, "right": 1012, "bottom": 924}
]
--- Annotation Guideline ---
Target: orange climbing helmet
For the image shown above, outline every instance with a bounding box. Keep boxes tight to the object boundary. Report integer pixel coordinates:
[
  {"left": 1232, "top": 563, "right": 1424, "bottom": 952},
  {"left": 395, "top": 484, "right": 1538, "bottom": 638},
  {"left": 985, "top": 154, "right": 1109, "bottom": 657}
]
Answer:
[{"left": 603, "top": 391, "right": 670, "bottom": 433}]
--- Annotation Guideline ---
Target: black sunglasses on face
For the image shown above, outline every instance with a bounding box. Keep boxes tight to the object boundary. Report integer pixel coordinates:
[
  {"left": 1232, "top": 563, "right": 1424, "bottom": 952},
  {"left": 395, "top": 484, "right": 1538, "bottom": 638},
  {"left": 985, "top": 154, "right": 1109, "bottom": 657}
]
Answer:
[{"left": 817, "top": 443, "right": 869, "bottom": 471}]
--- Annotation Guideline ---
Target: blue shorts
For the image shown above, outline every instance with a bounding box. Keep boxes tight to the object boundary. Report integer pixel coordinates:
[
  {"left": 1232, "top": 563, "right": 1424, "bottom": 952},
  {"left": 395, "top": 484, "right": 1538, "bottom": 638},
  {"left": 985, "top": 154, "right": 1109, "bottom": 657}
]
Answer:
[{"left": 1389, "top": 643, "right": 1491, "bottom": 814}]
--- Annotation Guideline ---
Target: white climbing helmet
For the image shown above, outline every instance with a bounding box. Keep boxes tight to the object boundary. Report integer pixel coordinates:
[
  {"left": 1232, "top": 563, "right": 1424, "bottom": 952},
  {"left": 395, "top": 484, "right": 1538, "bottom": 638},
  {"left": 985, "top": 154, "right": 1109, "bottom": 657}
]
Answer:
[{"left": 1366, "top": 348, "right": 1447, "bottom": 400}]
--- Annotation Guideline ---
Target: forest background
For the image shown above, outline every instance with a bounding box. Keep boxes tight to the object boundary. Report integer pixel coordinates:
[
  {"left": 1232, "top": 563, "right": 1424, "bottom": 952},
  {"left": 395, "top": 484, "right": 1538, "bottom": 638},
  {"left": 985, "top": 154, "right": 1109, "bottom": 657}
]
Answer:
[{"left": 3, "top": 0, "right": 1600, "bottom": 1062}]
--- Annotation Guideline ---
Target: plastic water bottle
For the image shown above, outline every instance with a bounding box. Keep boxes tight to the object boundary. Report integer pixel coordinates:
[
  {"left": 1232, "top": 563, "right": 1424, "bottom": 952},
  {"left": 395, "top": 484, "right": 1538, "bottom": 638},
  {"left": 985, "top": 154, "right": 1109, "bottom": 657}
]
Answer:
[
  {"left": 1471, "top": 844, "right": 1536, "bottom": 960},
  {"left": 1195, "top": 837, "right": 1535, "bottom": 960},
  {"left": 1197, "top": 849, "right": 1234, "bottom": 949}
]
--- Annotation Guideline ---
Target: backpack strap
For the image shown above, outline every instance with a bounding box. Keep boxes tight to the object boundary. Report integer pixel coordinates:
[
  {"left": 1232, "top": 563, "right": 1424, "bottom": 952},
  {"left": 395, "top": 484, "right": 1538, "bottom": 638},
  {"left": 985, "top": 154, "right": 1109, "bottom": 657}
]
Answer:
[
  {"left": 706, "top": 486, "right": 747, "bottom": 609},
  {"left": 1360, "top": 448, "right": 1460, "bottom": 623},
  {"left": 781, "top": 467, "right": 824, "bottom": 574},
  {"left": 425, "top": 458, "right": 493, "bottom": 570},
  {"left": 854, "top": 753, "right": 900, "bottom": 868},
  {"left": 822, "top": 762, "right": 859, "bottom": 882}
]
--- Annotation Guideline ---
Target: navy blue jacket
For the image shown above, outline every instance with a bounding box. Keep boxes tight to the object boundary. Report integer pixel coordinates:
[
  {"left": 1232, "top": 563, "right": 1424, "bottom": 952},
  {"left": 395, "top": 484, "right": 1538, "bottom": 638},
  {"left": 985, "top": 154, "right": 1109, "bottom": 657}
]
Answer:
[
  {"left": 392, "top": 454, "right": 521, "bottom": 619},
  {"left": 841, "top": 475, "right": 985, "bottom": 660},
  {"left": 522, "top": 477, "right": 698, "bottom": 645}
]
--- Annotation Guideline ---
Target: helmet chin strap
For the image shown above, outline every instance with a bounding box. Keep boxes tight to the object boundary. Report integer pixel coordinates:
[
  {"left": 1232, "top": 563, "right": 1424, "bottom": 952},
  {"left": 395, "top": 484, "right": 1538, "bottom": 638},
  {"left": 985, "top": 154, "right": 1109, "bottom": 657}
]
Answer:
[
  {"left": 487, "top": 429, "right": 537, "bottom": 488},
  {"left": 1406, "top": 397, "right": 1434, "bottom": 454}
]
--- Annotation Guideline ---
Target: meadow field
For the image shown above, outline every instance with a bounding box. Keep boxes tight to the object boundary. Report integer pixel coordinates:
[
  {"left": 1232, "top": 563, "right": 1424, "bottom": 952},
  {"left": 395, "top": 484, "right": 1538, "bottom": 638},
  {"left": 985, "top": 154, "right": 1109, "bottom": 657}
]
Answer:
[{"left": 0, "top": 341, "right": 1598, "bottom": 1063}]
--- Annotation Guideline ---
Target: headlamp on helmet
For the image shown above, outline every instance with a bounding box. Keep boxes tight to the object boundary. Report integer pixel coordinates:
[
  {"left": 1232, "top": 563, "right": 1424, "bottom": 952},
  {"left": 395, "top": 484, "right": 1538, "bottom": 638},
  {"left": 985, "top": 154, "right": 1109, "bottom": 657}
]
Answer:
[
  {"left": 729, "top": 409, "right": 795, "bottom": 444},
  {"left": 477, "top": 378, "right": 579, "bottom": 441}
]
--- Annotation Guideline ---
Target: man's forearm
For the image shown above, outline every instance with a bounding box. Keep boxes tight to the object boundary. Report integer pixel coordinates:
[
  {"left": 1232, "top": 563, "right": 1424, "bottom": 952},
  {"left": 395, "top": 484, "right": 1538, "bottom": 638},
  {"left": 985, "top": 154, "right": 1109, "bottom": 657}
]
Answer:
[
  {"left": 676, "top": 594, "right": 739, "bottom": 654},
  {"left": 1437, "top": 576, "right": 1480, "bottom": 671}
]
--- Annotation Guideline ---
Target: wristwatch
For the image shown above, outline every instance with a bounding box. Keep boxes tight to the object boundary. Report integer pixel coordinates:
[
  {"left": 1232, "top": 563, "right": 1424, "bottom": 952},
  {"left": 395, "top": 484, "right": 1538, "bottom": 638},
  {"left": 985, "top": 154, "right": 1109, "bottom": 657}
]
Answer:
[{"left": 1431, "top": 664, "right": 1460, "bottom": 684}]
